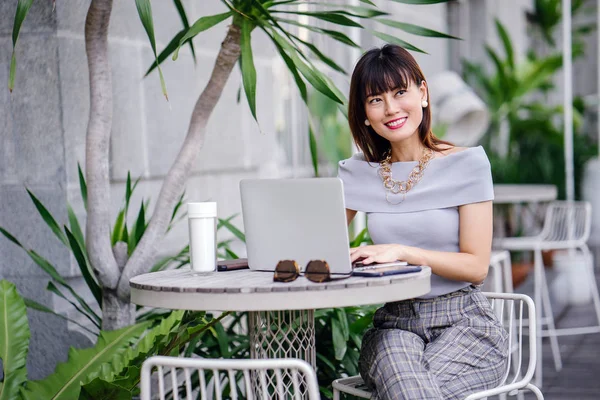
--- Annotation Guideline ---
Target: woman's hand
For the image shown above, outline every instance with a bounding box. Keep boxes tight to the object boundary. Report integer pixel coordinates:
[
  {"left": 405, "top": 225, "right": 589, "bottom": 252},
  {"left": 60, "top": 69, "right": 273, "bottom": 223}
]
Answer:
[{"left": 350, "top": 244, "right": 406, "bottom": 265}]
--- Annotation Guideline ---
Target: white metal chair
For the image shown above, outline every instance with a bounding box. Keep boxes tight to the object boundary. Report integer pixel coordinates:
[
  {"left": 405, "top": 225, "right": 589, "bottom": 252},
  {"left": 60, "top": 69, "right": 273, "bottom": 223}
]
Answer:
[
  {"left": 485, "top": 250, "right": 515, "bottom": 294},
  {"left": 141, "top": 356, "right": 320, "bottom": 400},
  {"left": 332, "top": 292, "right": 543, "bottom": 400},
  {"left": 494, "top": 201, "right": 600, "bottom": 387}
]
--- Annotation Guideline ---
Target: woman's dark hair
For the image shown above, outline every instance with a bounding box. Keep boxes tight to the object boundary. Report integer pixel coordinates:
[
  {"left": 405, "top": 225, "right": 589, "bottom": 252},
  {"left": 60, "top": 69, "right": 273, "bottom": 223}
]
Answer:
[{"left": 348, "top": 44, "right": 452, "bottom": 162}]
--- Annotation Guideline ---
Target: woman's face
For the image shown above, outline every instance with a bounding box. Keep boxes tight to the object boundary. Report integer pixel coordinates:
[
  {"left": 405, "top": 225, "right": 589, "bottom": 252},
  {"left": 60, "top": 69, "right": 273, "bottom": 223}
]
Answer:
[{"left": 364, "top": 80, "right": 427, "bottom": 144}]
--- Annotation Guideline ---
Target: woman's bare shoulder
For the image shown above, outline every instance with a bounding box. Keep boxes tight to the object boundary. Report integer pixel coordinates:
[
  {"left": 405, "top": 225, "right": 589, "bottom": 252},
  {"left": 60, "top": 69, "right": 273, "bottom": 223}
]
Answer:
[{"left": 436, "top": 145, "right": 469, "bottom": 158}]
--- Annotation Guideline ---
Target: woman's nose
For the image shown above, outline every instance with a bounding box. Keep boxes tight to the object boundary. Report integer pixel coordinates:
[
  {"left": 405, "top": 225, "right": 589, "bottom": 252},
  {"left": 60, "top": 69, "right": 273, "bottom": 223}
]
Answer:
[{"left": 384, "top": 101, "right": 399, "bottom": 116}]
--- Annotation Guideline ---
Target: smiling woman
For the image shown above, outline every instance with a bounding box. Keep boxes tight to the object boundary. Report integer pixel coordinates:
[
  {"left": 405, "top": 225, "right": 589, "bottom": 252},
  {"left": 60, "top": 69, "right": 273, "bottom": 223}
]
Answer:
[{"left": 337, "top": 44, "right": 507, "bottom": 400}]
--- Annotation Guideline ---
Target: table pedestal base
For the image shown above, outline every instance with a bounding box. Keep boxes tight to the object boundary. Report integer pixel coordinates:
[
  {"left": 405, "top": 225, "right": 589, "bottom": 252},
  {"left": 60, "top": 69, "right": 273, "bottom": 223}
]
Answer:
[
  {"left": 249, "top": 310, "right": 316, "bottom": 397},
  {"left": 249, "top": 309, "right": 316, "bottom": 367}
]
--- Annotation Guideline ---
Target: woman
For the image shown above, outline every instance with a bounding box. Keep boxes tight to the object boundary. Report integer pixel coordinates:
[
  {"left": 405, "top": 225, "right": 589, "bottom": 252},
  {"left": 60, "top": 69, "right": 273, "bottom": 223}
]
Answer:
[{"left": 337, "top": 44, "right": 508, "bottom": 399}]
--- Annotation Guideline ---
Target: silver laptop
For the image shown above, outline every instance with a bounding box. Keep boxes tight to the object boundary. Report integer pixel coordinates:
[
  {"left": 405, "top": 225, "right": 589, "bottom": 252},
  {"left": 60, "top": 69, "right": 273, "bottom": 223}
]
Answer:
[{"left": 239, "top": 178, "right": 352, "bottom": 275}]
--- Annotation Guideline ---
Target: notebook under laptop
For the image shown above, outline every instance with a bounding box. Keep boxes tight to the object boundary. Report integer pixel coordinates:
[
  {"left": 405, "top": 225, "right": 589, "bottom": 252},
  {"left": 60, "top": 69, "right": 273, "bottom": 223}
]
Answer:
[{"left": 239, "top": 177, "right": 353, "bottom": 275}]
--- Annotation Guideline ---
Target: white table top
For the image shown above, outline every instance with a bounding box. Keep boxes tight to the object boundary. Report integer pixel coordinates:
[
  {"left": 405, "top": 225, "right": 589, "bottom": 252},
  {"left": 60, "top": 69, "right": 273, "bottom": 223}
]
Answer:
[
  {"left": 493, "top": 184, "right": 558, "bottom": 204},
  {"left": 130, "top": 267, "right": 431, "bottom": 312}
]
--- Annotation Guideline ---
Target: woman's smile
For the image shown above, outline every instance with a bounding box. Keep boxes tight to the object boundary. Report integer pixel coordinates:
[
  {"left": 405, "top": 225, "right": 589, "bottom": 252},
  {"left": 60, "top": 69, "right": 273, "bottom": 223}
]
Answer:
[{"left": 384, "top": 117, "right": 408, "bottom": 130}]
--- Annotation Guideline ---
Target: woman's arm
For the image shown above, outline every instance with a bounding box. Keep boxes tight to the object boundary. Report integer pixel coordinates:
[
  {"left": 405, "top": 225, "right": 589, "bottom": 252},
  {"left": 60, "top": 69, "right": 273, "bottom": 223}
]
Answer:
[
  {"left": 346, "top": 209, "right": 357, "bottom": 225},
  {"left": 349, "top": 201, "right": 493, "bottom": 285}
]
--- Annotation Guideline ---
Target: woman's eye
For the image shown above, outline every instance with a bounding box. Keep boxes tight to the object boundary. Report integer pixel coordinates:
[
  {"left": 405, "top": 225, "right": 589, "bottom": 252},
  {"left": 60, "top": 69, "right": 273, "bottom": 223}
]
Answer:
[
  {"left": 396, "top": 90, "right": 406, "bottom": 96},
  {"left": 369, "top": 98, "right": 381, "bottom": 104}
]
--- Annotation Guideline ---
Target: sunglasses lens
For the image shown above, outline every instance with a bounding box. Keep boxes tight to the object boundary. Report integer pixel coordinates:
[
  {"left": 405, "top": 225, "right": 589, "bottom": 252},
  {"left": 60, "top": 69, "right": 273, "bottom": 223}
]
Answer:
[
  {"left": 305, "top": 260, "right": 330, "bottom": 283},
  {"left": 274, "top": 260, "right": 300, "bottom": 282}
]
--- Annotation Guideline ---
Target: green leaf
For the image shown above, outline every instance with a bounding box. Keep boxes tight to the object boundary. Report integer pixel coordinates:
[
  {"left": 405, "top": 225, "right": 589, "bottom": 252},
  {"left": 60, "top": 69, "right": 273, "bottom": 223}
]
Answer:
[
  {"left": 350, "top": 228, "right": 368, "bottom": 248},
  {"left": 173, "top": 11, "right": 232, "bottom": 60},
  {"left": 390, "top": 0, "right": 451, "bottom": 4},
  {"left": 172, "top": 0, "right": 196, "bottom": 62},
  {"left": 217, "top": 218, "right": 246, "bottom": 243},
  {"left": 21, "top": 322, "right": 150, "bottom": 400},
  {"left": 0, "top": 226, "right": 23, "bottom": 248},
  {"left": 46, "top": 282, "right": 100, "bottom": 329},
  {"left": 266, "top": 28, "right": 343, "bottom": 104},
  {"left": 271, "top": 39, "right": 308, "bottom": 103},
  {"left": 308, "top": 120, "right": 319, "bottom": 177},
  {"left": 0, "top": 228, "right": 100, "bottom": 324},
  {"left": 23, "top": 297, "right": 98, "bottom": 336},
  {"left": 276, "top": 3, "right": 388, "bottom": 18},
  {"left": 376, "top": 19, "right": 459, "bottom": 39},
  {"left": 224, "top": 248, "right": 239, "bottom": 259},
  {"left": 65, "top": 227, "right": 102, "bottom": 307},
  {"left": 145, "top": 30, "right": 186, "bottom": 76},
  {"left": 125, "top": 172, "right": 133, "bottom": 211},
  {"left": 273, "top": 11, "right": 363, "bottom": 28},
  {"left": 485, "top": 45, "right": 509, "bottom": 97},
  {"left": 135, "top": 0, "right": 169, "bottom": 101},
  {"left": 26, "top": 250, "right": 101, "bottom": 325},
  {"left": 331, "top": 318, "right": 347, "bottom": 360},
  {"left": 130, "top": 202, "right": 146, "bottom": 254},
  {"left": 495, "top": 19, "right": 514, "bottom": 70},
  {"left": 111, "top": 209, "right": 126, "bottom": 246},
  {"left": 216, "top": 214, "right": 238, "bottom": 231},
  {"left": 99, "top": 311, "right": 185, "bottom": 385},
  {"left": 273, "top": 17, "right": 360, "bottom": 48},
  {"left": 8, "top": 0, "right": 34, "bottom": 92},
  {"left": 240, "top": 18, "right": 258, "bottom": 123},
  {"left": 335, "top": 308, "right": 350, "bottom": 340},
  {"left": 78, "top": 378, "right": 131, "bottom": 400},
  {"left": 371, "top": 31, "right": 427, "bottom": 54},
  {"left": 0, "top": 280, "right": 30, "bottom": 400},
  {"left": 150, "top": 245, "right": 189, "bottom": 272},
  {"left": 67, "top": 205, "right": 86, "bottom": 254},
  {"left": 27, "top": 189, "right": 68, "bottom": 246},
  {"left": 290, "top": 34, "right": 346, "bottom": 74},
  {"left": 78, "top": 164, "right": 88, "bottom": 211}
]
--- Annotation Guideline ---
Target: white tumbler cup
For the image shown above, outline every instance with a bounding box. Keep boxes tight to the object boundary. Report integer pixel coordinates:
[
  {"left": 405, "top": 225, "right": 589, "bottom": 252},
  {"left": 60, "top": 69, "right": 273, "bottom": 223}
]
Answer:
[{"left": 187, "top": 202, "right": 217, "bottom": 273}]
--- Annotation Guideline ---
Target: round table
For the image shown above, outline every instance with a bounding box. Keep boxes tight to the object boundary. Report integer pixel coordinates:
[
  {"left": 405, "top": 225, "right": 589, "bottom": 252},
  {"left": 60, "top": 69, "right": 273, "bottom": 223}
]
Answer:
[
  {"left": 493, "top": 184, "right": 557, "bottom": 204},
  {"left": 492, "top": 184, "right": 558, "bottom": 240},
  {"left": 130, "top": 267, "right": 431, "bottom": 368}
]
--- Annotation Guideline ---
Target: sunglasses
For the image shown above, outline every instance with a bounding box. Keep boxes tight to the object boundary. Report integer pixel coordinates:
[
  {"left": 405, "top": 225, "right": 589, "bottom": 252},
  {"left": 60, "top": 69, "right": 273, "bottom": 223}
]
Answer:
[{"left": 273, "top": 260, "right": 334, "bottom": 283}]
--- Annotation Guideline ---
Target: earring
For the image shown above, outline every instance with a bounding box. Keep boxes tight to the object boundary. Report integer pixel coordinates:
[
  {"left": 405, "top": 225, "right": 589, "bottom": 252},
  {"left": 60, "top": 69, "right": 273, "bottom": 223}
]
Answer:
[
  {"left": 421, "top": 100, "right": 428, "bottom": 108},
  {"left": 364, "top": 119, "right": 371, "bottom": 126}
]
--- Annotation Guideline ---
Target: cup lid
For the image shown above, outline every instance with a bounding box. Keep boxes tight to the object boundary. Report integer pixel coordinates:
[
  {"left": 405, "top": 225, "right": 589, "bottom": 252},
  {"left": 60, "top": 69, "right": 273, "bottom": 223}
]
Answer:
[{"left": 188, "top": 202, "right": 217, "bottom": 217}]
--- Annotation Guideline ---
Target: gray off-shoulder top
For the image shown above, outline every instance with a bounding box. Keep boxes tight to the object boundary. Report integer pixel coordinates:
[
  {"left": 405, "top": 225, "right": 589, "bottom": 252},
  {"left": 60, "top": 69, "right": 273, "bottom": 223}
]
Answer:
[{"left": 337, "top": 146, "right": 494, "bottom": 298}]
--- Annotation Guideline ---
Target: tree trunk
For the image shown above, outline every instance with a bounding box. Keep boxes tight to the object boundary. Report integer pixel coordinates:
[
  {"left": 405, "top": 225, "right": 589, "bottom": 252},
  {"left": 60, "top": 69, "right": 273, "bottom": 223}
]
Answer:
[
  {"left": 103, "top": 242, "right": 134, "bottom": 329},
  {"left": 84, "top": 0, "right": 120, "bottom": 290},
  {"left": 115, "top": 21, "right": 243, "bottom": 302},
  {"left": 102, "top": 289, "right": 135, "bottom": 330}
]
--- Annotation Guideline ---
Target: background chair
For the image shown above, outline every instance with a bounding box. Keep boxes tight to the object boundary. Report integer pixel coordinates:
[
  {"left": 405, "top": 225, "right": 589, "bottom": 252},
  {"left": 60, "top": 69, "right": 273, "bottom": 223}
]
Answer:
[
  {"left": 494, "top": 201, "right": 600, "bottom": 387},
  {"left": 141, "top": 356, "right": 320, "bottom": 400},
  {"left": 485, "top": 250, "right": 515, "bottom": 294},
  {"left": 332, "top": 292, "right": 543, "bottom": 400}
]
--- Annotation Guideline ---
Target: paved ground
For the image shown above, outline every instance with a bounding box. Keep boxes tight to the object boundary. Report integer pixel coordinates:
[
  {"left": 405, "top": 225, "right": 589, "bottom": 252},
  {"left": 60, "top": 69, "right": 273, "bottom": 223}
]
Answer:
[{"left": 519, "top": 253, "right": 600, "bottom": 399}]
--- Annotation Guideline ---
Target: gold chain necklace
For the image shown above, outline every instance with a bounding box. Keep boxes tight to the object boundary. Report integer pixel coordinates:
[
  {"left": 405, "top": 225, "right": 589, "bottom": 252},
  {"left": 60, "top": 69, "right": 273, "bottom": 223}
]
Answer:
[{"left": 377, "top": 147, "right": 435, "bottom": 204}]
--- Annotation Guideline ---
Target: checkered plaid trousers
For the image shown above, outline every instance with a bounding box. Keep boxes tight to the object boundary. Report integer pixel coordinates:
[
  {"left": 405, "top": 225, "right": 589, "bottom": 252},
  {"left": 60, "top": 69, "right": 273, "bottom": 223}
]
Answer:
[{"left": 358, "top": 286, "right": 509, "bottom": 400}]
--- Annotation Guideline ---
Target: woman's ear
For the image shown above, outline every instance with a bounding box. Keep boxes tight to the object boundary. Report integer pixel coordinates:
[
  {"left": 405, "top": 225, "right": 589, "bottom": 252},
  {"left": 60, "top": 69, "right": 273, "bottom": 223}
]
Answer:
[{"left": 420, "top": 80, "right": 428, "bottom": 102}]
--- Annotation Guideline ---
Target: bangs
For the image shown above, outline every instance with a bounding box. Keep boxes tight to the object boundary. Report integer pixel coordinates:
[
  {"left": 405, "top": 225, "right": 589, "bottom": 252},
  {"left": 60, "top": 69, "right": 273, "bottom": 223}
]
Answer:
[{"left": 360, "top": 55, "right": 420, "bottom": 101}]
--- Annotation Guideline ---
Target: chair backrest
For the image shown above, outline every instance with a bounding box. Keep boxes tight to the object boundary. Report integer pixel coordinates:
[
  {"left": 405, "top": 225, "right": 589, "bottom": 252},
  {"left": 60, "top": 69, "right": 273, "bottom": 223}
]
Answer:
[
  {"left": 141, "top": 356, "right": 320, "bottom": 400},
  {"left": 540, "top": 201, "right": 592, "bottom": 244},
  {"left": 480, "top": 292, "right": 536, "bottom": 395},
  {"left": 486, "top": 250, "right": 514, "bottom": 293}
]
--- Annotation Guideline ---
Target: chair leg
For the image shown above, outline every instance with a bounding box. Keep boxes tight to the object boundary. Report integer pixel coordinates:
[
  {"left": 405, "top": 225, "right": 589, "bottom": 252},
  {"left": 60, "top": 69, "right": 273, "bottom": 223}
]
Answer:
[
  {"left": 525, "top": 383, "right": 545, "bottom": 399},
  {"left": 533, "top": 249, "right": 544, "bottom": 388},
  {"left": 333, "top": 387, "right": 340, "bottom": 400},
  {"left": 581, "top": 246, "right": 600, "bottom": 328},
  {"left": 538, "top": 251, "right": 562, "bottom": 372}
]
